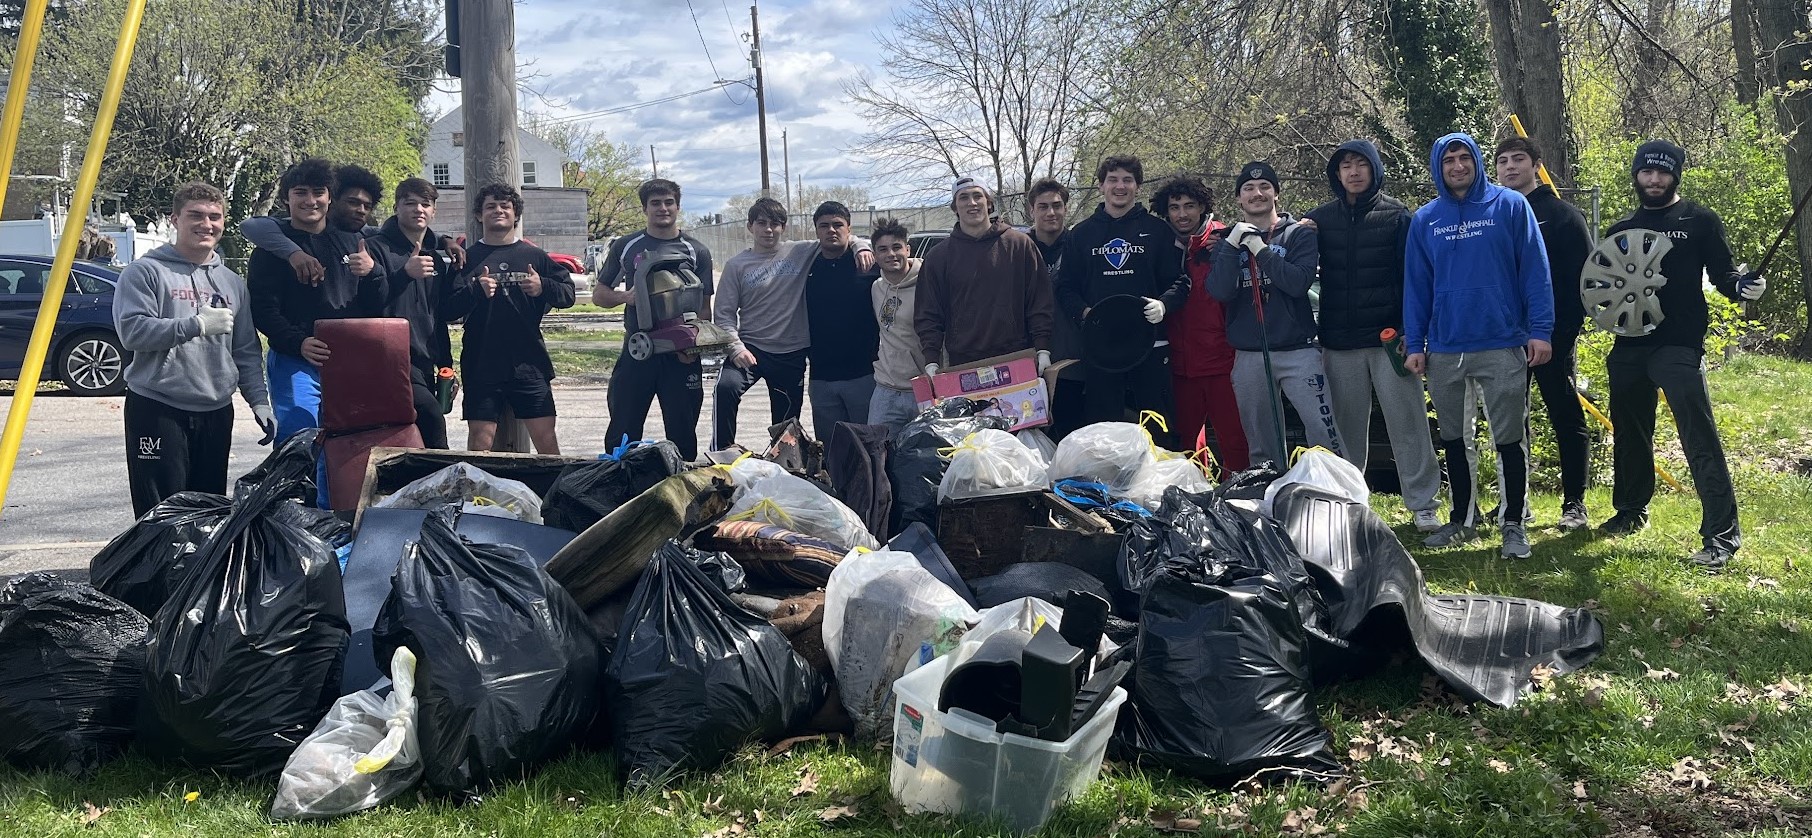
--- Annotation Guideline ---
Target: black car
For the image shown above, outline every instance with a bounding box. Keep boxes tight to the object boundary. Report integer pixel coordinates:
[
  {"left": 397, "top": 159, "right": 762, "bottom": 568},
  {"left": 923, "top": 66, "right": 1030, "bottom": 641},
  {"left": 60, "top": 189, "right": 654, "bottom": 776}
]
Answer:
[{"left": 0, "top": 255, "right": 126, "bottom": 396}]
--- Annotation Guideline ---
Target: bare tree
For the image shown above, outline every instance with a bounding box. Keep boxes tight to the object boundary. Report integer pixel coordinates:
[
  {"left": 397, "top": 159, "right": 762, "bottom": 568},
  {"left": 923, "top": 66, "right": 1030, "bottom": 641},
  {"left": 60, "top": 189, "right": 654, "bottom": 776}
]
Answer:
[
  {"left": 1484, "top": 0, "right": 1576, "bottom": 184},
  {"left": 845, "top": 0, "right": 1098, "bottom": 200},
  {"left": 1752, "top": 0, "right": 1812, "bottom": 352}
]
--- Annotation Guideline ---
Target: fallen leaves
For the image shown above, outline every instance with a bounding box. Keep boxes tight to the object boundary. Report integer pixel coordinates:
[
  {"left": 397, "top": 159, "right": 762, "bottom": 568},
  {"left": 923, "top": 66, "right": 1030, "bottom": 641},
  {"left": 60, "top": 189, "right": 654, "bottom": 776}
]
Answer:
[
  {"left": 1572, "top": 780, "right": 1589, "bottom": 800},
  {"left": 790, "top": 767, "right": 819, "bottom": 799},
  {"left": 817, "top": 803, "right": 859, "bottom": 823},
  {"left": 1670, "top": 756, "right": 1714, "bottom": 791},
  {"left": 79, "top": 801, "right": 108, "bottom": 827},
  {"left": 767, "top": 733, "right": 837, "bottom": 757},
  {"left": 1645, "top": 666, "right": 1682, "bottom": 681}
]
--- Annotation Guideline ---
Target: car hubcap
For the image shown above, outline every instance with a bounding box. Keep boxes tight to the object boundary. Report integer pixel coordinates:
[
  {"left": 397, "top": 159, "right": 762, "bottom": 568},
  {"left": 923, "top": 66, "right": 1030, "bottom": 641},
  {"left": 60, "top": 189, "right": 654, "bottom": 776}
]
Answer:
[{"left": 68, "top": 339, "right": 122, "bottom": 391}]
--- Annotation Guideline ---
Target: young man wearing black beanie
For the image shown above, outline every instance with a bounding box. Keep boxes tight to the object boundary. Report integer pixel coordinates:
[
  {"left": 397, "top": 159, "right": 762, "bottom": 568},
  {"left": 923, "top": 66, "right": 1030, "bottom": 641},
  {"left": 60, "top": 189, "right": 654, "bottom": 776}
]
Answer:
[{"left": 1597, "top": 139, "right": 1763, "bottom": 572}]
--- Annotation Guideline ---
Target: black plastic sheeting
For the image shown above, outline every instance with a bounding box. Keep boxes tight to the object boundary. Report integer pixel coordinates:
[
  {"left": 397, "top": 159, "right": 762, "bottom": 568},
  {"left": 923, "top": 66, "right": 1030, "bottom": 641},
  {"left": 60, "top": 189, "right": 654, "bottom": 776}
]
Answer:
[
  {"left": 235, "top": 429, "right": 321, "bottom": 501},
  {"left": 89, "top": 492, "right": 232, "bottom": 618},
  {"left": 887, "top": 399, "right": 1011, "bottom": 536},
  {"left": 970, "top": 562, "right": 1110, "bottom": 610},
  {"left": 1272, "top": 484, "right": 1605, "bottom": 708},
  {"left": 373, "top": 512, "right": 600, "bottom": 797},
  {"left": 541, "top": 441, "right": 689, "bottom": 533},
  {"left": 140, "top": 458, "right": 349, "bottom": 776},
  {"left": 604, "top": 540, "right": 825, "bottom": 789},
  {"left": 0, "top": 574, "right": 148, "bottom": 776}
]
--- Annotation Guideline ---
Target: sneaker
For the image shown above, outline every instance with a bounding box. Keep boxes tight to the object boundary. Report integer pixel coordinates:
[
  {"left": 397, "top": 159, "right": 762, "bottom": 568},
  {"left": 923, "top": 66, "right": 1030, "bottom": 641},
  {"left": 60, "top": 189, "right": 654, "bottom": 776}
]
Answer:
[
  {"left": 1688, "top": 547, "right": 1732, "bottom": 574},
  {"left": 1413, "top": 509, "right": 1443, "bottom": 533},
  {"left": 1599, "top": 510, "right": 1649, "bottom": 535},
  {"left": 1423, "top": 522, "right": 1479, "bottom": 548},
  {"left": 1500, "top": 523, "right": 1532, "bottom": 559},
  {"left": 1558, "top": 500, "right": 1590, "bottom": 532}
]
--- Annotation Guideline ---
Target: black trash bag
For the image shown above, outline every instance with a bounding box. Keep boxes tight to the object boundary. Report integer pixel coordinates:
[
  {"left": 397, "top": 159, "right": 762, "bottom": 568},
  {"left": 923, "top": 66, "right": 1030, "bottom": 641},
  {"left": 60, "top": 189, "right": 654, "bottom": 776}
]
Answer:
[
  {"left": 542, "top": 440, "right": 689, "bottom": 532},
  {"left": 0, "top": 573, "right": 147, "bottom": 776},
  {"left": 1117, "top": 489, "right": 1218, "bottom": 618},
  {"left": 89, "top": 491, "right": 232, "bottom": 618},
  {"left": 1114, "top": 554, "right": 1340, "bottom": 783},
  {"left": 683, "top": 545, "right": 748, "bottom": 594},
  {"left": 970, "top": 562, "right": 1111, "bottom": 609},
  {"left": 1188, "top": 491, "right": 1337, "bottom": 650},
  {"left": 140, "top": 456, "right": 349, "bottom": 776},
  {"left": 373, "top": 510, "right": 600, "bottom": 796},
  {"left": 235, "top": 428, "right": 321, "bottom": 501},
  {"left": 1212, "top": 461, "right": 1284, "bottom": 503},
  {"left": 605, "top": 539, "right": 825, "bottom": 789},
  {"left": 887, "top": 399, "right": 1011, "bottom": 536}
]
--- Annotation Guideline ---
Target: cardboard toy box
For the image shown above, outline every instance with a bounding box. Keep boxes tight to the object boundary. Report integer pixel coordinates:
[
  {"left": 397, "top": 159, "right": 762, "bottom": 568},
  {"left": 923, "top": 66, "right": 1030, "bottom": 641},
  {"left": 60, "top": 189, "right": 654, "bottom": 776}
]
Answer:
[{"left": 911, "top": 349, "right": 1071, "bottom": 432}]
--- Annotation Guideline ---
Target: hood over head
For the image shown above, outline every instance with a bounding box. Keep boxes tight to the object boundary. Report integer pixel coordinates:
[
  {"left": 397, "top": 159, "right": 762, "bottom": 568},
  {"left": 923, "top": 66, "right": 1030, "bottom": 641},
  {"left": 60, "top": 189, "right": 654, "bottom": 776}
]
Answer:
[
  {"left": 1428, "top": 132, "right": 1487, "bottom": 203},
  {"left": 1326, "top": 139, "right": 1386, "bottom": 204}
]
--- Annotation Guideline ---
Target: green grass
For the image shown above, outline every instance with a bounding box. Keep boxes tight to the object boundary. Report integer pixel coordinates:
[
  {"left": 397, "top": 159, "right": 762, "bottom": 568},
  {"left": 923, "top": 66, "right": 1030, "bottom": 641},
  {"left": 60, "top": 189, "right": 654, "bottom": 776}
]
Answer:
[{"left": 8, "top": 357, "right": 1812, "bottom": 836}]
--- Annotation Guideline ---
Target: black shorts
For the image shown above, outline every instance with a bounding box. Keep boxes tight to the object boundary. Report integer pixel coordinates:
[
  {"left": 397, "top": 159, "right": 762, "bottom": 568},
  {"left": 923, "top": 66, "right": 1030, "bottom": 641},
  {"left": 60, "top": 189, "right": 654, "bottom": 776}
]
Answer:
[{"left": 462, "top": 367, "right": 556, "bottom": 421}]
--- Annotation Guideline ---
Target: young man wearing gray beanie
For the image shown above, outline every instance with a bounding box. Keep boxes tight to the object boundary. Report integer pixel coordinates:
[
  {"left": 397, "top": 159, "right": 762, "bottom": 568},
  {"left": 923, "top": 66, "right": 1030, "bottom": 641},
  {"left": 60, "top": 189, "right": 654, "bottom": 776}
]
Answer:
[{"left": 915, "top": 176, "right": 1054, "bottom": 378}]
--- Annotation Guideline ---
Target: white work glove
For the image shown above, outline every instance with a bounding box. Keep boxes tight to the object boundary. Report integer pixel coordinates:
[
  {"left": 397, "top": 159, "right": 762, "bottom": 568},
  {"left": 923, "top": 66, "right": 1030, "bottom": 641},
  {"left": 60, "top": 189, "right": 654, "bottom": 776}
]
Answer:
[
  {"left": 252, "top": 403, "right": 277, "bottom": 445},
  {"left": 196, "top": 305, "right": 234, "bottom": 337},
  {"left": 923, "top": 363, "right": 940, "bottom": 379},
  {"left": 1227, "top": 221, "right": 1265, "bottom": 256},
  {"left": 1036, "top": 350, "right": 1052, "bottom": 375},
  {"left": 1738, "top": 271, "right": 1767, "bottom": 300},
  {"left": 1142, "top": 297, "right": 1165, "bottom": 324}
]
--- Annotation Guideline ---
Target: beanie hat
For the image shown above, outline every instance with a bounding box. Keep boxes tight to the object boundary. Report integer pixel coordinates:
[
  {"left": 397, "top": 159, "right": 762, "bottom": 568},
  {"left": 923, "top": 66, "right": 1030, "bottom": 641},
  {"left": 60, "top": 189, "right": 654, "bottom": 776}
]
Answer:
[
  {"left": 952, "top": 176, "right": 992, "bottom": 201},
  {"left": 1632, "top": 140, "right": 1686, "bottom": 179},
  {"left": 1235, "top": 161, "right": 1280, "bottom": 192}
]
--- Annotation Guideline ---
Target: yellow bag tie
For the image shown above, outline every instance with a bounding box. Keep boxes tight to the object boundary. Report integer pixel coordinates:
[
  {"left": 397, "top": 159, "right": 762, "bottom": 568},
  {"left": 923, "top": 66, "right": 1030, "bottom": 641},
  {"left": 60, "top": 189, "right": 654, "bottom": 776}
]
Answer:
[
  {"left": 713, "top": 450, "right": 756, "bottom": 476},
  {"left": 1137, "top": 411, "right": 1170, "bottom": 458},
  {"left": 467, "top": 495, "right": 517, "bottom": 513},
  {"left": 726, "top": 496, "right": 797, "bottom": 529},
  {"left": 936, "top": 431, "right": 986, "bottom": 459},
  {"left": 1289, "top": 445, "right": 1333, "bottom": 466}
]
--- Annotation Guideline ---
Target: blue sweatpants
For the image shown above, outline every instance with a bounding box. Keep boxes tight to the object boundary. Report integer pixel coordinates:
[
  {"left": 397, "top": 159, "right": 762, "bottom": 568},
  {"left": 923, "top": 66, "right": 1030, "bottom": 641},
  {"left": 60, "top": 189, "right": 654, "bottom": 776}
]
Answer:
[{"left": 267, "top": 350, "right": 328, "bottom": 507}]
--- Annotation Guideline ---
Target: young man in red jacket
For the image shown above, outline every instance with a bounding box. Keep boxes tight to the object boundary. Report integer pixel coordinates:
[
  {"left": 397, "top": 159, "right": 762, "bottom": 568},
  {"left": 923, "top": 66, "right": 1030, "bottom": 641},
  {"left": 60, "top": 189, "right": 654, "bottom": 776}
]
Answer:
[{"left": 1153, "top": 175, "right": 1246, "bottom": 473}]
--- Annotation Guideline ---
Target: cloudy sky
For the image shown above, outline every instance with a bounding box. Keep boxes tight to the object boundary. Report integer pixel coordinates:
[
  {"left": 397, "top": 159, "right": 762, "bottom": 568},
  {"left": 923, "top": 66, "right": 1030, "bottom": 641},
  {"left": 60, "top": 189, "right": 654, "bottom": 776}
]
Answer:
[{"left": 428, "top": 0, "right": 908, "bottom": 216}]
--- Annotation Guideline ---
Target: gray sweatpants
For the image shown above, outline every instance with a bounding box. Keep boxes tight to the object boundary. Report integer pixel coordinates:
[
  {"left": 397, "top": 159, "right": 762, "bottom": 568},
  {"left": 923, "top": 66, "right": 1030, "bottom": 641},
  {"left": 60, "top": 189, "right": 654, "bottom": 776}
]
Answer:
[
  {"left": 1231, "top": 347, "right": 1343, "bottom": 466},
  {"left": 1323, "top": 347, "right": 1441, "bottom": 513},
  {"left": 1427, "top": 347, "right": 1530, "bottom": 527}
]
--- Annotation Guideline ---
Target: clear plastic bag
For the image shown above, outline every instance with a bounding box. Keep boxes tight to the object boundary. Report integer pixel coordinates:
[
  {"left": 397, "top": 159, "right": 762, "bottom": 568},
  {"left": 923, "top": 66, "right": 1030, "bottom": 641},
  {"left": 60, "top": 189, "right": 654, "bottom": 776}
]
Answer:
[
  {"left": 960, "top": 596, "right": 1118, "bottom": 664},
  {"left": 724, "top": 458, "right": 880, "bottom": 551},
  {"left": 1016, "top": 429, "right": 1058, "bottom": 471},
  {"left": 823, "top": 549, "right": 977, "bottom": 738},
  {"left": 373, "top": 463, "right": 544, "bottom": 523},
  {"left": 1262, "top": 447, "right": 1369, "bottom": 516},
  {"left": 1124, "top": 455, "right": 1213, "bottom": 512},
  {"left": 270, "top": 647, "right": 422, "bottom": 820},
  {"left": 938, "top": 429, "right": 1048, "bottom": 502},
  {"left": 1047, "top": 422, "right": 1154, "bottom": 493}
]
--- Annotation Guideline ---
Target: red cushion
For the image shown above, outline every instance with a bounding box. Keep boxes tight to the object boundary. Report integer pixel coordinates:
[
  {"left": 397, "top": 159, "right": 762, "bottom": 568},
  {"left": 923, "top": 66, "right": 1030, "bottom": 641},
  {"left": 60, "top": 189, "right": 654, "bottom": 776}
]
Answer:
[
  {"left": 323, "top": 424, "right": 424, "bottom": 510},
  {"left": 317, "top": 318, "right": 416, "bottom": 430}
]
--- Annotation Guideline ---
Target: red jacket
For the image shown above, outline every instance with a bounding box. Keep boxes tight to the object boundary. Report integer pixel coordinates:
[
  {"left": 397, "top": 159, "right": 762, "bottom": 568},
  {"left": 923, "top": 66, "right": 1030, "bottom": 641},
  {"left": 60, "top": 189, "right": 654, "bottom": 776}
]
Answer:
[{"left": 1171, "top": 220, "right": 1235, "bottom": 377}]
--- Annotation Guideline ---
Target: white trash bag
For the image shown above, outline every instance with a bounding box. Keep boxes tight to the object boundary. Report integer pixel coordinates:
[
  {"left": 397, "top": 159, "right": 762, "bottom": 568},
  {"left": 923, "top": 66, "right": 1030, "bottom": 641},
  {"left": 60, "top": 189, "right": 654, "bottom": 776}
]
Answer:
[
  {"left": 270, "top": 647, "right": 422, "bottom": 820},
  {"left": 823, "top": 549, "right": 977, "bottom": 739},
  {"left": 1262, "top": 446, "right": 1369, "bottom": 515},
  {"left": 938, "top": 429, "right": 1048, "bottom": 502},
  {"left": 1124, "top": 454, "right": 1213, "bottom": 511},
  {"left": 961, "top": 596, "right": 1119, "bottom": 661},
  {"left": 724, "top": 457, "right": 880, "bottom": 551},
  {"left": 1016, "top": 428, "right": 1058, "bottom": 471},
  {"left": 373, "top": 463, "right": 544, "bottom": 523},
  {"left": 1047, "top": 422, "right": 1154, "bottom": 492}
]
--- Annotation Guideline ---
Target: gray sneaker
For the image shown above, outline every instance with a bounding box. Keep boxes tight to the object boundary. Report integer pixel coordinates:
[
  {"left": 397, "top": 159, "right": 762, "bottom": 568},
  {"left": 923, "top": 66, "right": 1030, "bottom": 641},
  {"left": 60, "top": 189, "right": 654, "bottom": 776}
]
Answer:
[
  {"left": 1413, "top": 509, "right": 1443, "bottom": 533},
  {"left": 1423, "top": 522, "right": 1478, "bottom": 548},
  {"left": 1500, "top": 523, "right": 1532, "bottom": 559},
  {"left": 1557, "top": 501, "right": 1589, "bottom": 532}
]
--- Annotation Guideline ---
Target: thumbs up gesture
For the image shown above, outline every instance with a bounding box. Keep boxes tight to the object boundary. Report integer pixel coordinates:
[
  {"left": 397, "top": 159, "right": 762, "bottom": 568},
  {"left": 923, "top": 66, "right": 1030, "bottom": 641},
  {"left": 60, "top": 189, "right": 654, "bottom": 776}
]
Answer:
[
  {"left": 520, "top": 263, "right": 542, "bottom": 297},
  {"left": 476, "top": 265, "right": 497, "bottom": 298},
  {"left": 405, "top": 239, "right": 436, "bottom": 280},
  {"left": 347, "top": 237, "right": 376, "bottom": 277}
]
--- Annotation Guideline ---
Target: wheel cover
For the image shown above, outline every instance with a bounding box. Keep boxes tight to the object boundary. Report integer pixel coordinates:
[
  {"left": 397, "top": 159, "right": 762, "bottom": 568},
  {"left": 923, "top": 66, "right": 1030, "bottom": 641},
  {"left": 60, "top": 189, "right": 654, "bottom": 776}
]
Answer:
[
  {"left": 1581, "top": 229, "right": 1673, "bottom": 337},
  {"left": 67, "top": 337, "right": 123, "bottom": 391},
  {"left": 625, "top": 331, "right": 653, "bottom": 361}
]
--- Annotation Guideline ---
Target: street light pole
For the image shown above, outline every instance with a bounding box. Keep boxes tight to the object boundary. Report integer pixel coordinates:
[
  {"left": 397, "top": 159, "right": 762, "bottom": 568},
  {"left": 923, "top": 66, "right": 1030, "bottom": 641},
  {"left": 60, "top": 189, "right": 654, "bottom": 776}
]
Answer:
[{"left": 752, "top": 3, "right": 771, "bottom": 196}]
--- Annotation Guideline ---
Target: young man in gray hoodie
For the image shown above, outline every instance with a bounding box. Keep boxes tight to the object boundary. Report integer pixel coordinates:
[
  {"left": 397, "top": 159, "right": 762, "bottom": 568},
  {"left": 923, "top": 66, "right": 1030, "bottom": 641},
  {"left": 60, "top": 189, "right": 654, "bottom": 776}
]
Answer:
[
  {"left": 868, "top": 218, "right": 926, "bottom": 430},
  {"left": 114, "top": 182, "right": 274, "bottom": 515}
]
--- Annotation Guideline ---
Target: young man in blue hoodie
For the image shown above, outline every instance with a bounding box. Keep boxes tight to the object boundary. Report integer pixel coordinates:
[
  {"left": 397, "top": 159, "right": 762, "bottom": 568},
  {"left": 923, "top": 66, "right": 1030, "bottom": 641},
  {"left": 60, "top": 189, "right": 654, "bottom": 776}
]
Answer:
[
  {"left": 1206, "top": 161, "right": 1339, "bottom": 466},
  {"left": 114, "top": 183, "right": 275, "bottom": 515},
  {"left": 1403, "top": 133, "right": 1554, "bottom": 558}
]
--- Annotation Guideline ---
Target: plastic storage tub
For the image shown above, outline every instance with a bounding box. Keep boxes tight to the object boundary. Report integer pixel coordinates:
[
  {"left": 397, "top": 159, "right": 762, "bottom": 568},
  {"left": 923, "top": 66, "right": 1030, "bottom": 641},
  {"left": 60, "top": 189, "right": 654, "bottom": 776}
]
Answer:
[{"left": 889, "top": 651, "right": 1126, "bottom": 833}]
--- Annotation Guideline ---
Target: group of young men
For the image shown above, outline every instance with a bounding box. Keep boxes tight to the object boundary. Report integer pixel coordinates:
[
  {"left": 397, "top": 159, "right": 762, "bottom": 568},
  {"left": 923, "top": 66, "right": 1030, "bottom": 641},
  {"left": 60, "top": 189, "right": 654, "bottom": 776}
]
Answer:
[{"left": 113, "top": 132, "right": 1759, "bottom": 571}]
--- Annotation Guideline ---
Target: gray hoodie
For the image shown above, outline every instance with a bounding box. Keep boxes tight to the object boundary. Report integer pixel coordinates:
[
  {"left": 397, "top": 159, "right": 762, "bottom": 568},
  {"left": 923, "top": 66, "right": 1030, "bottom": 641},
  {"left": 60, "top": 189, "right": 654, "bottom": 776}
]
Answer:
[
  {"left": 113, "top": 244, "right": 269, "bottom": 412},
  {"left": 871, "top": 259, "right": 925, "bottom": 389}
]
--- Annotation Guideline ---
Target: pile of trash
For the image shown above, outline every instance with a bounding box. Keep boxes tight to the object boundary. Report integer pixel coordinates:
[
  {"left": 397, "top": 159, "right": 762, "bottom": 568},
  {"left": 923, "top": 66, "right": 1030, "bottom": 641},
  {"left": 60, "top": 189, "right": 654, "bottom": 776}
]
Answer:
[{"left": 0, "top": 404, "right": 1602, "bottom": 832}]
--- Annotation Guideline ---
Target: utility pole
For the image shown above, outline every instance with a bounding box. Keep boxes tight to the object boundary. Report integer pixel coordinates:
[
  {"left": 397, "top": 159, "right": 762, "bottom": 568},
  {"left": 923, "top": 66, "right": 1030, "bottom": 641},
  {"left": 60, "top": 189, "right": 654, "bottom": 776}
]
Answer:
[
  {"left": 459, "top": 0, "right": 530, "bottom": 453},
  {"left": 751, "top": 3, "right": 772, "bottom": 196},
  {"left": 650, "top": 145, "right": 659, "bottom": 178},
  {"left": 782, "top": 129, "right": 791, "bottom": 209}
]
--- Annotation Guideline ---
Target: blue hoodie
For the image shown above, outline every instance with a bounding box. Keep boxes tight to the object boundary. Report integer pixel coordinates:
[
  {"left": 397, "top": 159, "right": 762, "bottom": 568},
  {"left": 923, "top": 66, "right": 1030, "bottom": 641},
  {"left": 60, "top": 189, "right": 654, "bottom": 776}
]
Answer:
[{"left": 1403, "top": 133, "right": 1553, "bottom": 355}]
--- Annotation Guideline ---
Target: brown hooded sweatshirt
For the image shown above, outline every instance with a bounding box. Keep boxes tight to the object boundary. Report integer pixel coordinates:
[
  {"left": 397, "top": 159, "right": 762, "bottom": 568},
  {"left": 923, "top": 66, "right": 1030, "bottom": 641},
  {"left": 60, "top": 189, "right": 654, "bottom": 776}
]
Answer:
[{"left": 913, "top": 220, "right": 1053, "bottom": 366}]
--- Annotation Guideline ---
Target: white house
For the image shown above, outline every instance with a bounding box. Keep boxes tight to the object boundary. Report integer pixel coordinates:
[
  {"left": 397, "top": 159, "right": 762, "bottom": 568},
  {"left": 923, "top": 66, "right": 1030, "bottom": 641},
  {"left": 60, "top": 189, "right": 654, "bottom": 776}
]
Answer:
[{"left": 421, "top": 106, "right": 567, "bottom": 189}]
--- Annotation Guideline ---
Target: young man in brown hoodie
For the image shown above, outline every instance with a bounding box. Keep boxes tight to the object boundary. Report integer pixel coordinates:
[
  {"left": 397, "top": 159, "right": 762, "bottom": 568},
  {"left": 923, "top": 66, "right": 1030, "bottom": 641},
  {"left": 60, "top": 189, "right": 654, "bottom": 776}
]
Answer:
[{"left": 915, "top": 177, "right": 1055, "bottom": 378}]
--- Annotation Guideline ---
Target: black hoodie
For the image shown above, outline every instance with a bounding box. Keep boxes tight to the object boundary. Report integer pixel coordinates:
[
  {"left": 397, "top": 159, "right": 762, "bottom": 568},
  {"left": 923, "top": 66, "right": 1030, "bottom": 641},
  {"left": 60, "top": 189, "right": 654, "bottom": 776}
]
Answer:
[
  {"left": 369, "top": 217, "right": 473, "bottom": 377},
  {"left": 1306, "top": 139, "right": 1412, "bottom": 350},
  {"left": 1055, "top": 202, "right": 1189, "bottom": 340},
  {"left": 1521, "top": 183, "right": 1592, "bottom": 340}
]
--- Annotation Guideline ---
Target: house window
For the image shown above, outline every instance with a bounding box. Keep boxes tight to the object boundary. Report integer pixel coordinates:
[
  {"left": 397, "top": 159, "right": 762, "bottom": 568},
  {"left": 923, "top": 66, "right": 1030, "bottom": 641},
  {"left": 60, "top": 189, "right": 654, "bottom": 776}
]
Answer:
[
  {"left": 451, "top": 131, "right": 464, "bottom": 147},
  {"left": 522, "top": 161, "right": 537, "bottom": 186},
  {"left": 431, "top": 163, "right": 450, "bottom": 187}
]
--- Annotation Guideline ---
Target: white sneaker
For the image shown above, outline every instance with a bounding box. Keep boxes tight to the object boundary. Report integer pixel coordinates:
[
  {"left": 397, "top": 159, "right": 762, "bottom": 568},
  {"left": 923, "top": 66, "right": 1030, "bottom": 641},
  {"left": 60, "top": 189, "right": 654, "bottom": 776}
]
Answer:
[{"left": 1413, "top": 509, "right": 1442, "bottom": 533}]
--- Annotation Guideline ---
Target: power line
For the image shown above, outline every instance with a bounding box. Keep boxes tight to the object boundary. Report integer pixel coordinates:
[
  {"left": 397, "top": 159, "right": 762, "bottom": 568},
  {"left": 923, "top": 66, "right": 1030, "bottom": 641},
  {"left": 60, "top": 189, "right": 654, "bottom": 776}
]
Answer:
[
  {"left": 543, "top": 80, "right": 752, "bottom": 125},
  {"left": 684, "top": 0, "right": 747, "bottom": 105}
]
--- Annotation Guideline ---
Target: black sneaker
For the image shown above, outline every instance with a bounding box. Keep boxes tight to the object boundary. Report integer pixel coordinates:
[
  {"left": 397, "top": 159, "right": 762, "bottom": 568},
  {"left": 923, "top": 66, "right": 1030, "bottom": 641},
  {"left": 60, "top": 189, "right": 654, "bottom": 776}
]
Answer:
[
  {"left": 1688, "top": 547, "right": 1732, "bottom": 573},
  {"left": 1557, "top": 500, "right": 1589, "bottom": 532},
  {"left": 1599, "top": 510, "right": 1649, "bottom": 535}
]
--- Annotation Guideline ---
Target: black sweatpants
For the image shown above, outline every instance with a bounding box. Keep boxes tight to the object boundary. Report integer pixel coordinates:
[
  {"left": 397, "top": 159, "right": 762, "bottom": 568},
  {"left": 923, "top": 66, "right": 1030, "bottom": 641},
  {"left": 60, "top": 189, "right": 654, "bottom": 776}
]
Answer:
[
  {"left": 1082, "top": 346, "right": 1176, "bottom": 449},
  {"left": 712, "top": 345, "right": 807, "bottom": 449},
  {"left": 124, "top": 390, "right": 234, "bottom": 517},
  {"left": 410, "top": 366, "right": 449, "bottom": 450},
  {"left": 1529, "top": 323, "right": 1590, "bottom": 504},
  {"left": 605, "top": 352, "right": 705, "bottom": 460},
  {"left": 1606, "top": 343, "right": 1740, "bottom": 553}
]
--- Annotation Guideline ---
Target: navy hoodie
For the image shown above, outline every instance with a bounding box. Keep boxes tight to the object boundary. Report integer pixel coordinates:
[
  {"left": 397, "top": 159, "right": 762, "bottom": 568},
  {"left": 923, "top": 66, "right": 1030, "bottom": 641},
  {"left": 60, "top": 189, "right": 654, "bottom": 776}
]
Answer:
[
  {"left": 1403, "top": 132, "right": 1554, "bottom": 355},
  {"left": 1054, "top": 202, "right": 1189, "bottom": 341},
  {"left": 1205, "top": 214, "right": 1320, "bottom": 352}
]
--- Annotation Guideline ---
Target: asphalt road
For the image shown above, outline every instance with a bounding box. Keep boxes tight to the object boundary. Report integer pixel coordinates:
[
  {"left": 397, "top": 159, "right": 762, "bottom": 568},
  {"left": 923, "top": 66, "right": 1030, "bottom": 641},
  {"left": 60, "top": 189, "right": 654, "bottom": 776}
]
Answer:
[{"left": 0, "top": 373, "right": 795, "bottom": 581}]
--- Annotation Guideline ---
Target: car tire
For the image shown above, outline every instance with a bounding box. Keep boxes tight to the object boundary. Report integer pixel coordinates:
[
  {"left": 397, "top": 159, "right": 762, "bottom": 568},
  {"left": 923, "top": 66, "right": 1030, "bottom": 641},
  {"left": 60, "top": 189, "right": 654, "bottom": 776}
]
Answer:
[{"left": 57, "top": 330, "right": 127, "bottom": 396}]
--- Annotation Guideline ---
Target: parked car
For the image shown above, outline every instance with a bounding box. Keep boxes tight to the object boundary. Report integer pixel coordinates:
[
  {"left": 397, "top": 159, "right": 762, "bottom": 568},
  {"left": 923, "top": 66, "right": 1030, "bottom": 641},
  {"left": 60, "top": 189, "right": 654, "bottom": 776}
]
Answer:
[
  {"left": 549, "top": 252, "right": 591, "bottom": 298},
  {"left": 908, "top": 231, "right": 948, "bottom": 258},
  {"left": 0, "top": 254, "right": 126, "bottom": 396}
]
